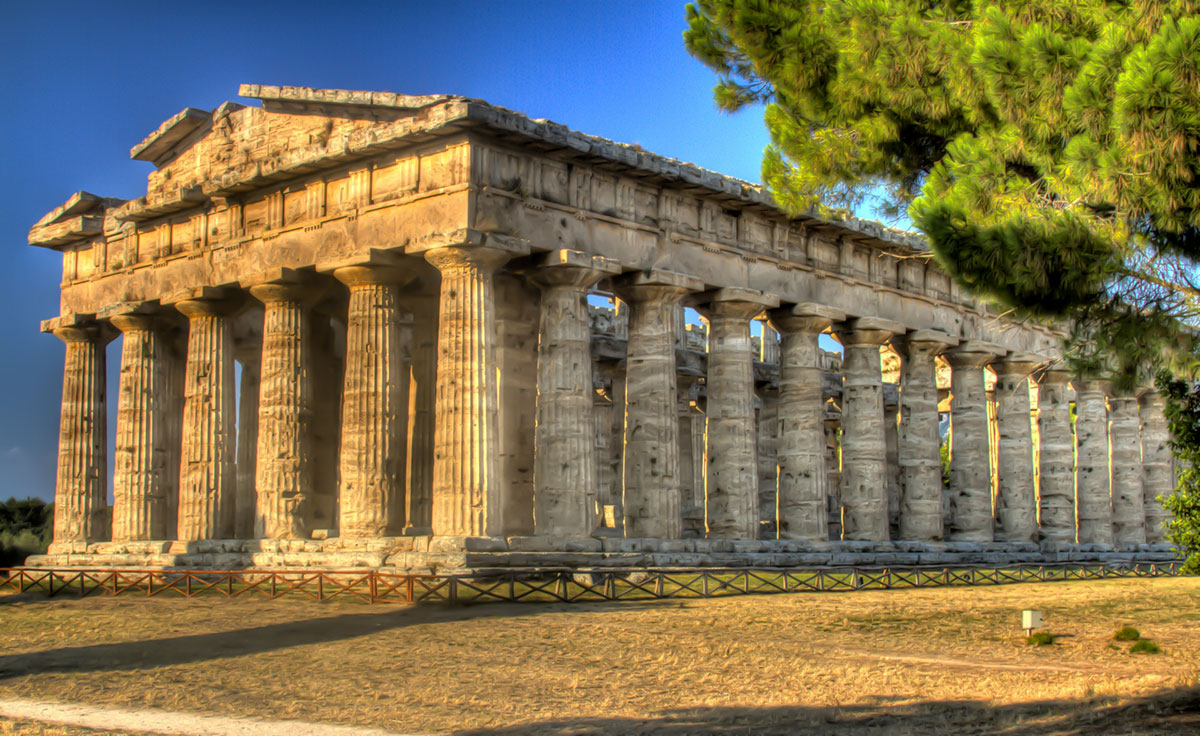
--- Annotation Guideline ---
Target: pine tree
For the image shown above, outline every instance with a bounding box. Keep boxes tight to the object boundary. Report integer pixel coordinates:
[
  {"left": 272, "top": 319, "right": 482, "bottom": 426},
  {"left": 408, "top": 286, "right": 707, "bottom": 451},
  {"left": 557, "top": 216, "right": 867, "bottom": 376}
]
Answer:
[{"left": 685, "top": 0, "right": 1200, "bottom": 387}]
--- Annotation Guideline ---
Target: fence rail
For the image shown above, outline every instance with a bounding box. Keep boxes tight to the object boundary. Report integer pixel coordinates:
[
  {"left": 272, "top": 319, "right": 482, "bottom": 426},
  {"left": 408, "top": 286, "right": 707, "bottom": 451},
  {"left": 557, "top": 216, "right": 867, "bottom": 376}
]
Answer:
[{"left": 0, "top": 561, "right": 1182, "bottom": 605}]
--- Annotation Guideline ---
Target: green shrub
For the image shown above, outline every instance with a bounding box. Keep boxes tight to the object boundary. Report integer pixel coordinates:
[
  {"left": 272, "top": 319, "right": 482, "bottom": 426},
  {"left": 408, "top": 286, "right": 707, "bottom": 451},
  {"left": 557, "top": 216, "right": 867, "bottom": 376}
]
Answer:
[
  {"left": 0, "top": 498, "right": 52, "bottom": 567},
  {"left": 1130, "top": 640, "right": 1162, "bottom": 654},
  {"left": 1026, "top": 631, "right": 1055, "bottom": 646},
  {"left": 1114, "top": 626, "right": 1141, "bottom": 641}
]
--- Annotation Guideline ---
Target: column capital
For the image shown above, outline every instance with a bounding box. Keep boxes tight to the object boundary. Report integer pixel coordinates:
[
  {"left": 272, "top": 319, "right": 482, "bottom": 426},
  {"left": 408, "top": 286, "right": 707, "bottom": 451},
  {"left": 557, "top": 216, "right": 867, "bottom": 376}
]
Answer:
[
  {"left": 525, "top": 249, "right": 621, "bottom": 289},
  {"left": 838, "top": 316, "right": 905, "bottom": 347},
  {"left": 893, "top": 329, "right": 959, "bottom": 353},
  {"left": 769, "top": 302, "right": 845, "bottom": 335},
  {"left": 1035, "top": 367, "right": 1073, "bottom": 386},
  {"left": 418, "top": 232, "right": 530, "bottom": 275},
  {"left": 166, "top": 287, "right": 243, "bottom": 319},
  {"left": 613, "top": 269, "right": 704, "bottom": 304},
  {"left": 696, "top": 288, "right": 780, "bottom": 321},
  {"left": 333, "top": 264, "right": 417, "bottom": 289},
  {"left": 1138, "top": 386, "right": 1165, "bottom": 406},
  {"left": 992, "top": 352, "right": 1049, "bottom": 379},
  {"left": 944, "top": 340, "right": 1004, "bottom": 369},
  {"left": 108, "top": 313, "right": 161, "bottom": 334},
  {"left": 247, "top": 268, "right": 327, "bottom": 306}
]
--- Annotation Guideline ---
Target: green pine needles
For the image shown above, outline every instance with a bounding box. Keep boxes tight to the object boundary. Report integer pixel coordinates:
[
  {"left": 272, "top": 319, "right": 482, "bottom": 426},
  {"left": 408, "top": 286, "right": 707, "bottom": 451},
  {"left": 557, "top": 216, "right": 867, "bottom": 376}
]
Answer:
[{"left": 685, "top": 1, "right": 1200, "bottom": 386}]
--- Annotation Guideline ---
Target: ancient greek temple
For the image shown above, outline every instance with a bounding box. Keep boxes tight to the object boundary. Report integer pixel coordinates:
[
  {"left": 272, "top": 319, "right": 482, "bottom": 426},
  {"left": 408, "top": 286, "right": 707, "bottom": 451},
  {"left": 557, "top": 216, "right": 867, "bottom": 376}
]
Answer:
[{"left": 27, "top": 85, "right": 1176, "bottom": 571}]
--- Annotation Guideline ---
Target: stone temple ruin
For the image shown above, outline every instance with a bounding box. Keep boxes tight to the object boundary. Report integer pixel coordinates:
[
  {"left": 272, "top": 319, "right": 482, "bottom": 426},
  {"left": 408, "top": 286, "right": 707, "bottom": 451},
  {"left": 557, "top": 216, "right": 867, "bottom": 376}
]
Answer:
[{"left": 27, "top": 85, "right": 1177, "bottom": 572}]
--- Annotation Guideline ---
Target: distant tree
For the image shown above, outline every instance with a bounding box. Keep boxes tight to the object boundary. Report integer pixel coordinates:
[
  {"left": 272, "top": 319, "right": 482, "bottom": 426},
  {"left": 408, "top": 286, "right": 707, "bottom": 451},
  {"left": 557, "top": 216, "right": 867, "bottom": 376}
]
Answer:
[
  {"left": 1158, "top": 374, "right": 1200, "bottom": 572},
  {"left": 684, "top": 0, "right": 1200, "bottom": 387},
  {"left": 0, "top": 497, "right": 53, "bottom": 567}
]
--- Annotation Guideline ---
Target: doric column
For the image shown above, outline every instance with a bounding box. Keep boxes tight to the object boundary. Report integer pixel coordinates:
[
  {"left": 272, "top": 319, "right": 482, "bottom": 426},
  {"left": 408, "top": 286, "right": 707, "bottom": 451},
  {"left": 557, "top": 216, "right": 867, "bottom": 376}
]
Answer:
[
  {"left": 1036, "top": 369, "right": 1076, "bottom": 542},
  {"left": 614, "top": 269, "right": 704, "bottom": 539},
  {"left": 1109, "top": 388, "right": 1146, "bottom": 546},
  {"left": 699, "top": 288, "right": 779, "bottom": 539},
  {"left": 233, "top": 333, "right": 261, "bottom": 540},
  {"left": 49, "top": 319, "right": 113, "bottom": 545},
  {"left": 1139, "top": 389, "right": 1172, "bottom": 544},
  {"left": 993, "top": 354, "right": 1041, "bottom": 543},
  {"left": 769, "top": 303, "right": 844, "bottom": 541},
  {"left": 837, "top": 317, "right": 905, "bottom": 541},
  {"left": 333, "top": 265, "right": 413, "bottom": 538},
  {"left": 248, "top": 275, "right": 324, "bottom": 539},
  {"left": 173, "top": 292, "right": 239, "bottom": 541},
  {"left": 110, "top": 313, "right": 169, "bottom": 542},
  {"left": 1075, "top": 378, "right": 1114, "bottom": 545},
  {"left": 756, "top": 384, "right": 779, "bottom": 531},
  {"left": 895, "top": 330, "right": 958, "bottom": 541},
  {"left": 421, "top": 236, "right": 528, "bottom": 537},
  {"left": 528, "top": 250, "right": 620, "bottom": 537},
  {"left": 945, "top": 342, "right": 1002, "bottom": 542},
  {"left": 677, "top": 374, "right": 702, "bottom": 511}
]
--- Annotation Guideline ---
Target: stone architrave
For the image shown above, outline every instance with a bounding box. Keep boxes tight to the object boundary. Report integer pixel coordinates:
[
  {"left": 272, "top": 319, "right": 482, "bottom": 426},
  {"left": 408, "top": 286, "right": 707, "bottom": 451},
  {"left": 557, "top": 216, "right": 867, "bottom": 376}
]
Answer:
[
  {"left": 49, "top": 320, "right": 113, "bottom": 545},
  {"left": 233, "top": 333, "right": 261, "bottom": 540},
  {"left": 769, "top": 303, "right": 845, "bottom": 541},
  {"left": 1139, "top": 389, "right": 1173, "bottom": 544},
  {"left": 527, "top": 250, "right": 621, "bottom": 537},
  {"left": 1109, "top": 389, "right": 1146, "bottom": 546},
  {"left": 614, "top": 269, "right": 704, "bottom": 539},
  {"left": 993, "top": 354, "right": 1041, "bottom": 543},
  {"left": 838, "top": 316, "right": 905, "bottom": 541},
  {"left": 249, "top": 274, "right": 324, "bottom": 539},
  {"left": 895, "top": 330, "right": 958, "bottom": 541},
  {"left": 699, "top": 288, "right": 780, "bottom": 539},
  {"left": 945, "top": 342, "right": 1003, "bottom": 542},
  {"left": 1036, "top": 369, "right": 1076, "bottom": 542},
  {"left": 334, "top": 265, "right": 414, "bottom": 538},
  {"left": 110, "top": 313, "right": 170, "bottom": 542},
  {"left": 420, "top": 236, "right": 529, "bottom": 537},
  {"left": 1075, "top": 379, "right": 1114, "bottom": 546},
  {"left": 173, "top": 291, "right": 240, "bottom": 541}
]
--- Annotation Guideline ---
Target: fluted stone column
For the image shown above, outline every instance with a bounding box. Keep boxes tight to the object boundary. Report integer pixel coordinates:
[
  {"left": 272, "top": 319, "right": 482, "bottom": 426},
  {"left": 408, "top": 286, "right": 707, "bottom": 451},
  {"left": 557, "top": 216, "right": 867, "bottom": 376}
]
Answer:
[
  {"left": 1139, "top": 389, "right": 1173, "bottom": 544},
  {"left": 249, "top": 279, "right": 323, "bottom": 539},
  {"left": 333, "top": 266, "right": 412, "bottom": 538},
  {"left": 770, "top": 303, "right": 844, "bottom": 541},
  {"left": 528, "top": 250, "right": 619, "bottom": 537},
  {"left": 993, "top": 355, "right": 1040, "bottom": 543},
  {"left": 614, "top": 270, "right": 703, "bottom": 539},
  {"left": 700, "top": 289, "right": 779, "bottom": 539},
  {"left": 50, "top": 321, "right": 112, "bottom": 545},
  {"left": 110, "top": 313, "right": 169, "bottom": 542},
  {"left": 945, "top": 342, "right": 1002, "bottom": 542},
  {"left": 1036, "top": 370, "right": 1076, "bottom": 543},
  {"left": 1075, "top": 379, "right": 1114, "bottom": 546},
  {"left": 756, "top": 384, "right": 779, "bottom": 530},
  {"left": 234, "top": 346, "right": 260, "bottom": 539},
  {"left": 175, "top": 295, "right": 239, "bottom": 541},
  {"left": 838, "top": 317, "right": 904, "bottom": 541},
  {"left": 1109, "top": 389, "right": 1146, "bottom": 546},
  {"left": 161, "top": 330, "right": 186, "bottom": 539},
  {"left": 422, "top": 238, "right": 527, "bottom": 537},
  {"left": 895, "top": 331, "right": 958, "bottom": 541},
  {"left": 678, "top": 374, "right": 702, "bottom": 511}
]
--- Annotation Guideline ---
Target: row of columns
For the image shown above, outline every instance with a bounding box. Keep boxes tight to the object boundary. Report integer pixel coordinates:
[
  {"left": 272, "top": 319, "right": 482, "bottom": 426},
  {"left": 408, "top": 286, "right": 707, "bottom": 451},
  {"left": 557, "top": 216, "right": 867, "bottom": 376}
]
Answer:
[{"left": 52, "top": 250, "right": 1174, "bottom": 547}]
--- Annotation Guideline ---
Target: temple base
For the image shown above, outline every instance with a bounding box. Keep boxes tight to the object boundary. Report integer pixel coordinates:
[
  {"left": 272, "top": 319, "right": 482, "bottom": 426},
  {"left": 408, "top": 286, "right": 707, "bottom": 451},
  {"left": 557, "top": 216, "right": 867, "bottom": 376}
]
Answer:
[{"left": 27, "top": 538, "right": 1182, "bottom": 574}]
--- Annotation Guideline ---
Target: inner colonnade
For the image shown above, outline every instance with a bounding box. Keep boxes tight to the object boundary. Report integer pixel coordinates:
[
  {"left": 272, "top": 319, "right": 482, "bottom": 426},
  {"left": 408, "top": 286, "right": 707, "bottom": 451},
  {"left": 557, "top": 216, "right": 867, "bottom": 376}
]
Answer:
[{"left": 30, "top": 85, "right": 1176, "bottom": 570}]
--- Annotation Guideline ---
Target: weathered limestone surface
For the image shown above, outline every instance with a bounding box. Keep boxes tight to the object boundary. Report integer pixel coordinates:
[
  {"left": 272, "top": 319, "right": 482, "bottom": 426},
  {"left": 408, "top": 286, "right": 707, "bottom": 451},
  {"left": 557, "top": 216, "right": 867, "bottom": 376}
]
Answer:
[
  {"left": 1036, "top": 370, "right": 1076, "bottom": 543},
  {"left": 110, "top": 314, "right": 168, "bottom": 542},
  {"left": 993, "top": 357, "right": 1039, "bottom": 543},
  {"left": 1075, "top": 379, "right": 1114, "bottom": 546},
  {"left": 308, "top": 314, "right": 343, "bottom": 532},
  {"left": 528, "top": 250, "right": 619, "bottom": 537},
  {"left": 839, "top": 317, "right": 903, "bottom": 541},
  {"left": 1139, "top": 390, "right": 1173, "bottom": 544},
  {"left": 174, "top": 296, "right": 239, "bottom": 541},
  {"left": 946, "top": 343, "right": 1000, "bottom": 542},
  {"left": 615, "top": 270, "right": 702, "bottom": 539},
  {"left": 771, "top": 304, "right": 843, "bottom": 541},
  {"left": 250, "top": 279, "right": 322, "bottom": 539},
  {"left": 335, "top": 266, "right": 411, "bottom": 538},
  {"left": 756, "top": 384, "right": 779, "bottom": 531},
  {"left": 896, "top": 331, "right": 958, "bottom": 541},
  {"left": 403, "top": 295, "right": 437, "bottom": 532},
  {"left": 1109, "top": 391, "right": 1146, "bottom": 546},
  {"left": 50, "top": 323, "right": 111, "bottom": 545},
  {"left": 701, "top": 289, "right": 778, "bottom": 539},
  {"left": 422, "top": 240, "right": 527, "bottom": 537}
]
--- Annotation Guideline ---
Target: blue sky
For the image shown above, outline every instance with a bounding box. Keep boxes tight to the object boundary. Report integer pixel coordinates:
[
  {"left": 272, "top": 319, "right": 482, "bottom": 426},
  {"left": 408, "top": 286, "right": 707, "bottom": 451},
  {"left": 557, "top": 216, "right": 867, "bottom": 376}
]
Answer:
[{"left": 0, "top": 1, "right": 775, "bottom": 502}]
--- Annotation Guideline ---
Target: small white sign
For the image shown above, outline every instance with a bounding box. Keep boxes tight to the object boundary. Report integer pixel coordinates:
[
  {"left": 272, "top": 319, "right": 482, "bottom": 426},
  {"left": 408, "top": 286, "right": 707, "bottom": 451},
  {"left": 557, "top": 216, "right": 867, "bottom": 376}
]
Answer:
[{"left": 1022, "top": 609, "right": 1044, "bottom": 632}]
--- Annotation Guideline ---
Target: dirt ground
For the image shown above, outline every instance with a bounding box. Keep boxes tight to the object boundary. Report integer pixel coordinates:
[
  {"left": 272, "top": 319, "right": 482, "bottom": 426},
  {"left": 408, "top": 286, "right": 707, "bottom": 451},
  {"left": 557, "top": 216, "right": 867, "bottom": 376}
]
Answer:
[{"left": 0, "top": 577, "right": 1197, "bottom": 735}]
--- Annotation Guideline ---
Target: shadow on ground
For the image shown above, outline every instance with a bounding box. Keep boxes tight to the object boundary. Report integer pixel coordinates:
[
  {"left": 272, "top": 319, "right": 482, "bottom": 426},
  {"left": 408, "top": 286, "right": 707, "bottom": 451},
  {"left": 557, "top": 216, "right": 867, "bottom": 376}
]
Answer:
[
  {"left": 452, "top": 686, "right": 1200, "bottom": 736},
  {"left": 0, "top": 600, "right": 647, "bottom": 680}
]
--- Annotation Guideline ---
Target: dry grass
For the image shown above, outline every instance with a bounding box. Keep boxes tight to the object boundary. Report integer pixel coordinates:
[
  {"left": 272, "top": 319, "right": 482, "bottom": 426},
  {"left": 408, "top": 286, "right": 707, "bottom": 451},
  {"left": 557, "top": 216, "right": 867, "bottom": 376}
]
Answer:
[{"left": 0, "top": 577, "right": 1197, "bottom": 734}]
